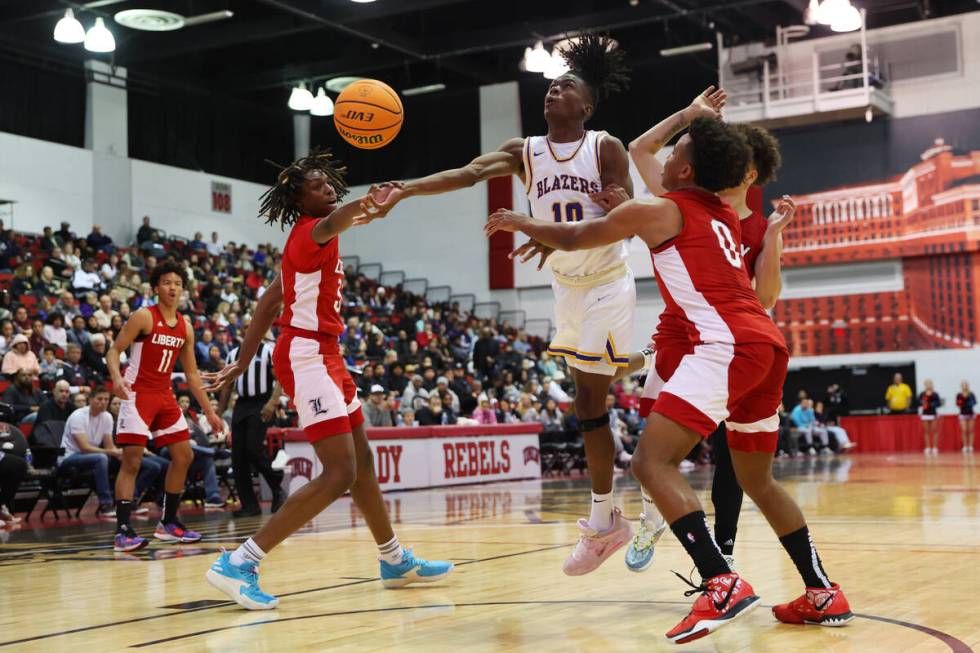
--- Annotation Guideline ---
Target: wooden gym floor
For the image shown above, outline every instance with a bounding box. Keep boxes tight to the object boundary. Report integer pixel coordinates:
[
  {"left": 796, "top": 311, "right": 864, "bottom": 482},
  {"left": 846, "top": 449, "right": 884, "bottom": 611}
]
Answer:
[{"left": 0, "top": 453, "right": 977, "bottom": 652}]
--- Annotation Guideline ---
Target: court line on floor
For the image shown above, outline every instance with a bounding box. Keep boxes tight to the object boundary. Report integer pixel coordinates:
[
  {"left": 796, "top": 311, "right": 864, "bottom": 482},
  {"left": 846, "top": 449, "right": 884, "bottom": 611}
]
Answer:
[
  {"left": 0, "top": 543, "right": 569, "bottom": 648},
  {"left": 125, "top": 600, "right": 974, "bottom": 653}
]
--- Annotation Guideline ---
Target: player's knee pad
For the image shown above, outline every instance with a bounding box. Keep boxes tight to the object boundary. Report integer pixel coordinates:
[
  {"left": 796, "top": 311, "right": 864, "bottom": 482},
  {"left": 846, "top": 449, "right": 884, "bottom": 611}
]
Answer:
[{"left": 579, "top": 413, "right": 610, "bottom": 433}]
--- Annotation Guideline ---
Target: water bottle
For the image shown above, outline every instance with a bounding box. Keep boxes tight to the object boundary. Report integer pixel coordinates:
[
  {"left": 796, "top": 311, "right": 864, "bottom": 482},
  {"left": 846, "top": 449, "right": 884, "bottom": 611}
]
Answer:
[{"left": 25, "top": 449, "right": 33, "bottom": 468}]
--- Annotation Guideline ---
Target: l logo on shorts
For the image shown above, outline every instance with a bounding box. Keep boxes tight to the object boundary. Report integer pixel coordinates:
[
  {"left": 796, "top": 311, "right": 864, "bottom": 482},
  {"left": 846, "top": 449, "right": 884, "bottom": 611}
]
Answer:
[{"left": 308, "top": 397, "right": 330, "bottom": 416}]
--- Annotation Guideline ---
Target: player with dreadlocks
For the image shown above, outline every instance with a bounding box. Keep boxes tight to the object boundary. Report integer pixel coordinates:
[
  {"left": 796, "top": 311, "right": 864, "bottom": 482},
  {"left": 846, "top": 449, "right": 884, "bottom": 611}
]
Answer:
[
  {"left": 363, "top": 34, "right": 645, "bottom": 576},
  {"left": 203, "top": 149, "right": 453, "bottom": 610}
]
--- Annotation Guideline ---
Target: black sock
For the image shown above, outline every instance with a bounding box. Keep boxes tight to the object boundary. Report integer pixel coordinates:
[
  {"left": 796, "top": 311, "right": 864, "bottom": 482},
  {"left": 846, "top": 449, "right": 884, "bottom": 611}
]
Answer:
[
  {"left": 710, "top": 430, "right": 743, "bottom": 557},
  {"left": 116, "top": 499, "right": 133, "bottom": 534},
  {"left": 671, "top": 510, "right": 731, "bottom": 581},
  {"left": 779, "top": 526, "right": 833, "bottom": 589},
  {"left": 163, "top": 492, "right": 182, "bottom": 525}
]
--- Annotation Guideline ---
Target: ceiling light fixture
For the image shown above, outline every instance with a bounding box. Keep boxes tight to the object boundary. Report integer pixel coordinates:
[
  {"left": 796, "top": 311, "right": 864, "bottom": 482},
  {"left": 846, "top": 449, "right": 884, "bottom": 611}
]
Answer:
[
  {"left": 830, "top": 3, "right": 863, "bottom": 32},
  {"left": 324, "top": 76, "right": 364, "bottom": 93},
  {"left": 804, "top": 0, "right": 821, "bottom": 25},
  {"left": 287, "top": 82, "right": 314, "bottom": 111},
  {"left": 402, "top": 83, "right": 446, "bottom": 97},
  {"left": 523, "top": 41, "right": 551, "bottom": 73},
  {"left": 350, "top": 0, "right": 377, "bottom": 3},
  {"left": 660, "top": 42, "right": 713, "bottom": 57},
  {"left": 54, "top": 9, "right": 85, "bottom": 44},
  {"left": 84, "top": 17, "right": 116, "bottom": 53},
  {"left": 815, "top": 0, "right": 849, "bottom": 25},
  {"left": 310, "top": 88, "right": 335, "bottom": 116}
]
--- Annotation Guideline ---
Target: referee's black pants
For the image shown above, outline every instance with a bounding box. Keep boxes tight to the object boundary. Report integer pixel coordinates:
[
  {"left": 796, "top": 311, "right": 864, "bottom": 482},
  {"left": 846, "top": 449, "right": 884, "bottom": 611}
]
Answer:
[{"left": 231, "top": 399, "right": 283, "bottom": 510}]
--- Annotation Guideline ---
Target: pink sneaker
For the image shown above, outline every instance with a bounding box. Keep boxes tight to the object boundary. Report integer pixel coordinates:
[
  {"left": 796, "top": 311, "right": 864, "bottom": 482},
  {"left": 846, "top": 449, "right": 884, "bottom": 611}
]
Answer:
[{"left": 563, "top": 507, "right": 633, "bottom": 576}]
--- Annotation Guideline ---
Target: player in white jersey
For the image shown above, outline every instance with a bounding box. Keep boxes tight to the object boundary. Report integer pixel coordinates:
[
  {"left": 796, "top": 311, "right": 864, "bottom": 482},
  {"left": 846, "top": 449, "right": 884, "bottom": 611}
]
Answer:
[{"left": 364, "top": 35, "right": 642, "bottom": 574}]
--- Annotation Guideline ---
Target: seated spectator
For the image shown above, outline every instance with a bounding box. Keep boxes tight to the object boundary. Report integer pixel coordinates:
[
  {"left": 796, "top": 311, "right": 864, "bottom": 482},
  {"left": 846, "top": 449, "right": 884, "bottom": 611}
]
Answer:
[
  {"left": 86, "top": 224, "right": 113, "bottom": 251},
  {"left": 57, "top": 387, "right": 120, "bottom": 518},
  {"left": 416, "top": 393, "right": 447, "bottom": 426},
  {"left": 56, "top": 221, "right": 75, "bottom": 246},
  {"left": 195, "top": 329, "right": 214, "bottom": 365},
  {"left": 100, "top": 253, "right": 119, "bottom": 282},
  {"left": 43, "top": 313, "right": 68, "bottom": 350},
  {"left": 72, "top": 260, "right": 103, "bottom": 295},
  {"left": 12, "top": 306, "right": 30, "bottom": 334},
  {"left": 189, "top": 231, "right": 207, "bottom": 252},
  {"left": 540, "top": 398, "right": 563, "bottom": 432},
  {"left": 0, "top": 435, "right": 28, "bottom": 526},
  {"left": 517, "top": 394, "right": 540, "bottom": 423},
  {"left": 201, "top": 345, "right": 225, "bottom": 374},
  {"left": 495, "top": 398, "right": 519, "bottom": 424},
  {"left": 173, "top": 394, "right": 224, "bottom": 509},
  {"left": 886, "top": 372, "right": 913, "bottom": 414},
  {"left": 39, "top": 346, "right": 63, "bottom": 386},
  {"left": 59, "top": 343, "right": 88, "bottom": 385},
  {"left": 472, "top": 398, "right": 497, "bottom": 425},
  {"left": 11, "top": 263, "right": 38, "bottom": 299},
  {"left": 207, "top": 231, "right": 224, "bottom": 257},
  {"left": 537, "top": 352, "right": 560, "bottom": 379},
  {"left": 435, "top": 375, "right": 460, "bottom": 412},
  {"left": 36, "top": 380, "right": 74, "bottom": 425},
  {"left": 66, "top": 315, "right": 90, "bottom": 348},
  {"left": 53, "top": 291, "right": 79, "bottom": 322},
  {"left": 607, "top": 394, "right": 634, "bottom": 466},
  {"left": 397, "top": 408, "right": 417, "bottom": 427},
  {"left": 136, "top": 216, "right": 157, "bottom": 244},
  {"left": 28, "top": 319, "right": 48, "bottom": 356},
  {"left": 0, "top": 319, "right": 12, "bottom": 352},
  {"left": 790, "top": 398, "right": 831, "bottom": 455},
  {"left": 439, "top": 392, "right": 459, "bottom": 425},
  {"left": 363, "top": 385, "right": 394, "bottom": 427},
  {"left": 2, "top": 334, "right": 40, "bottom": 377},
  {"left": 775, "top": 403, "right": 797, "bottom": 457},
  {"left": 814, "top": 400, "right": 855, "bottom": 452},
  {"left": 39, "top": 226, "right": 58, "bottom": 252},
  {"left": 82, "top": 333, "right": 110, "bottom": 382},
  {"left": 3, "top": 369, "right": 42, "bottom": 423},
  {"left": 62, "top": 241, "right": 81, "bottom": 270},
  {"left": 401, "top": 374, "right": 426, "bottom": 407},
  {"left": 93, "top": 294, "right": 118, "bottom": 329},
  {"left": 37, "top": 265, "right": 62, "bottom": 297}
]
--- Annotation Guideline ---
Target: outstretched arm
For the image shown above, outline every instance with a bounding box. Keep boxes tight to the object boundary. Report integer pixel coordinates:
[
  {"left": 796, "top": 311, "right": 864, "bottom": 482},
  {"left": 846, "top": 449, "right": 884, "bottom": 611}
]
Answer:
[
  {"left": 312, "top": 184, "right": 400, "bottom": 243},
  {"left": 753, "top": 195, "right": 796, "bottom": 309},
  {"left": 485, "top": 198, "right": 682, "bottom": 252},
  {"left": 629, "top": 86, "right": 726, "bottom": 196},
  {"left": 180, "top": 321, "right": 223, "bottom": 434}
]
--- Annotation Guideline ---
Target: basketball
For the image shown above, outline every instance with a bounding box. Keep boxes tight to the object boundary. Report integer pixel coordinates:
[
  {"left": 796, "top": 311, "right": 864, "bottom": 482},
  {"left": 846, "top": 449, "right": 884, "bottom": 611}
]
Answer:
[{"left": 333, "top": 79, "right": 404, "bottom": 150}]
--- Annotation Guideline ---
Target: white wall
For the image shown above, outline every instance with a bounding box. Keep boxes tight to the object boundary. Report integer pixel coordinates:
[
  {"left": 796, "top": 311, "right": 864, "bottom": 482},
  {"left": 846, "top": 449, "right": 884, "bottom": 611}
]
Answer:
[
  {"left": 0, "top": 132, "right": 94, "bottom": 236},
  {"left": 129, "top": 160, "right": 285, "bottom": 248}
]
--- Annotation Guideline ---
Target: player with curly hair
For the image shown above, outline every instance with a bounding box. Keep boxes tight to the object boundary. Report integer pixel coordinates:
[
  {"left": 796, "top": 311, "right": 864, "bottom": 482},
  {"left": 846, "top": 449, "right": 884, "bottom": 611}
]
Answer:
[
  {"left": 363, "top": 33, "right": 644, "bottom": 576},
  {"left": 202, "top": 149, "right": 453, "bottom": 610}
]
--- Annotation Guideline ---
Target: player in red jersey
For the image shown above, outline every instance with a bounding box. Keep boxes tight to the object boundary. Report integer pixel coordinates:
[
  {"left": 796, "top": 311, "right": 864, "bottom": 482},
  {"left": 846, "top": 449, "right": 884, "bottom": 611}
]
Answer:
[
  {"left": 593, "top": 90, "right": 796, "bottom": 574},
  {"left": 486, "top": 117, "right": 851, "bottom": 644},
  {"left": 108, "top": 261, "right": 224, "bottom": 552},
  {"left": 202, "top": 150, "right": 452, "bottom": 610}
]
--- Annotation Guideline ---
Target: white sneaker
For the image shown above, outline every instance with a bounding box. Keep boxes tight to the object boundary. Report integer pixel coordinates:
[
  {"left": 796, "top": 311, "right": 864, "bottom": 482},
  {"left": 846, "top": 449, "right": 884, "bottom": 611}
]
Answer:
[
  {"left": 819, "top": 448, "right": 834, "bottom": 456},
  {"left": 0, "top": 505, "right": 21, "bottom": 523},
  {"left": 271, "top": 450, "right": 291, "bottom": 471},
  {"left": 678, "top": 459, "right": 696, "bottom": 472},
  {"left": 932, "top": 447, "right": 940, "bottom": 455},
  {"left": 806, "top": 447, "right": 817, "bottom": 456}
]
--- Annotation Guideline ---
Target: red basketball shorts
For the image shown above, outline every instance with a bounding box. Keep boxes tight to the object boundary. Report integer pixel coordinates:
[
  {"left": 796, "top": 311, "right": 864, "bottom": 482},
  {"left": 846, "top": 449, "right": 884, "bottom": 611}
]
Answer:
[
  {"left": 274, "top": 332, "right": 364, "bottom": 442},
  {"left": 116, "top": 391, "right": 190, "bottom": 447},
  {"left": 649, "top": 342, "right": 788, "bottom": 454}
]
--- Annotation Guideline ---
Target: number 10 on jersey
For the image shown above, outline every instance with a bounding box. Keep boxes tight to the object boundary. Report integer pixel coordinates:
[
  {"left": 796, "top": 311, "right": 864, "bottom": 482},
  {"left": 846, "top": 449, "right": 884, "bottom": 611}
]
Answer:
[{"left": 551, "top": 202, "right": 584, "bottom": 223}]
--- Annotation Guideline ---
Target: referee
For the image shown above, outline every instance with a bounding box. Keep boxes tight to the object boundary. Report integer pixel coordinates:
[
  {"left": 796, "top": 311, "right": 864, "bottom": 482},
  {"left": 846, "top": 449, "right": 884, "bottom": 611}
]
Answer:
[{"left": 219, "top": 336, "right": 284, "bottom": 518}]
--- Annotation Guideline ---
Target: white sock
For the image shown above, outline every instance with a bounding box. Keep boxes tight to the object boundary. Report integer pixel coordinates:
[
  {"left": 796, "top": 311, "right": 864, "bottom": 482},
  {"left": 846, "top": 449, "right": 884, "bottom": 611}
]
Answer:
[
  {"left": 378, "top": 535, "right": 404, "bottom": 564},
  {"left": 641, "top": 492, "right": 665, "bottom": 529},
  {"left": 230, "top": 538, "right": 266, "bottom": 567},
  {"left": 589, "top": 491, "right": 614, "bottom": 531}
]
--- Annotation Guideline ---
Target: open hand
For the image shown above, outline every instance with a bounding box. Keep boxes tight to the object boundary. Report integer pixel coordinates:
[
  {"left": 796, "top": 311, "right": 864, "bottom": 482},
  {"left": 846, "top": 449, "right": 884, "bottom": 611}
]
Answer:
[
  {"left": 589, "top": 183, "right": 630, "bottom": 212},
  {"left": 112, "top": 378, "right": 133, "bottom": 401},
  {"left": 354, "top": 182, "right": 406, "bottom": 226},
  {"left": 485, "top": 209, "right": 531, "bottom": 238},
  {"left": 766, "top": 195, "right": 797, "bottom": 234},
  {"left": 201, "top": 362, "right": 246, "bottom": 393},
  {"left": 686, "top": 85, "right": 727, "bottom": 121},
  {"left": 509, "top": 239, "right": 554, "bottom": 271},
  {"left": 206, "top": 412, "right": 226, "bottom": 436}
]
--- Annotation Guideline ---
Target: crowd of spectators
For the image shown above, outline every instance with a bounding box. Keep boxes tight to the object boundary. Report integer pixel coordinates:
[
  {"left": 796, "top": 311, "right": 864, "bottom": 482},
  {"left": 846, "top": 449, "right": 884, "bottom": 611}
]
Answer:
[{"left": 0, "top": 216, "right": 659, "bottom": 521}]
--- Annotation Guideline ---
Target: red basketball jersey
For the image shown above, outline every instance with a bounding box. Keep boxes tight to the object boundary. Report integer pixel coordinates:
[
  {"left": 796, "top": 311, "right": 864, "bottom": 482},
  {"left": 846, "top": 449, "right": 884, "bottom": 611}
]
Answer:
[
  {"left": 650, "top": 189, "right": 786, "bottom": 350},
  {"left": 654, "top": 204, "right": 770, "bottom": 346},
  {"left": 279, "top": 216, "right": 344, "bottom": 337},
  {"left": 125, "top": 304, "right": 187, "bottom": 392}
]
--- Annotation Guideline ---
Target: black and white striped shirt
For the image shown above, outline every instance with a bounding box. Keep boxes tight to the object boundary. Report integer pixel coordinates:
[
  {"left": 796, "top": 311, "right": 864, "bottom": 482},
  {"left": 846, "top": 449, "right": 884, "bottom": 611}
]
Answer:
[{"left": 227, "top": 341, "right": 275, "bottom": 399}]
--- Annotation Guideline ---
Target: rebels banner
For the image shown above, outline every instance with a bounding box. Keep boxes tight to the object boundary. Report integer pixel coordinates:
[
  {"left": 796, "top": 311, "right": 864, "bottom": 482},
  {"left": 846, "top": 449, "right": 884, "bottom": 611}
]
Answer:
[{"left": 283, "top": 430, "right": 541, "bottom": 493}]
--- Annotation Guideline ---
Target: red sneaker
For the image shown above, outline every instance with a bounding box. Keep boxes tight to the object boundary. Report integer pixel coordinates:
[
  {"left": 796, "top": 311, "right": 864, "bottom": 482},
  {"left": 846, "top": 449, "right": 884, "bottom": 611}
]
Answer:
[
  {"left": 666, "top": 572, "right": 761, "bottom": 644},
  {"left": 772, "top": 583, "right": 853, "bottom": 626}
]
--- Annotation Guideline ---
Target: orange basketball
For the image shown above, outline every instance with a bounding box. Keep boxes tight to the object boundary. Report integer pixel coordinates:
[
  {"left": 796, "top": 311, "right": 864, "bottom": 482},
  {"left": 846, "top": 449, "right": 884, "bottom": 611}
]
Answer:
[{"left": 333, "top": 79, "right": 404, "bottom": 150}]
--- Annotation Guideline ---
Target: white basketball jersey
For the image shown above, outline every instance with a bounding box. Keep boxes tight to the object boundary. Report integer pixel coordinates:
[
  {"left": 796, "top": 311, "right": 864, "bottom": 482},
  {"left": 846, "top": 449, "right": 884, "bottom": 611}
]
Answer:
[{"left": 523, "top": 130, "right": 629, "bottom": 280}]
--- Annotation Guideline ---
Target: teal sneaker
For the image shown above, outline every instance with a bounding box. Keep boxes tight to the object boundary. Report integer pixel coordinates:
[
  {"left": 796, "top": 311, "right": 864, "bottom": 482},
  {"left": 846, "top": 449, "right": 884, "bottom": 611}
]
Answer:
[
  {"left": 624, "top": 515, "right": 668, "bottom": 573},
  {"left": 206, "top": 551, "right": 279, "bottom": 610},
  {"left": 380, "top": 547, "right": 454, "bottom": 588}
]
